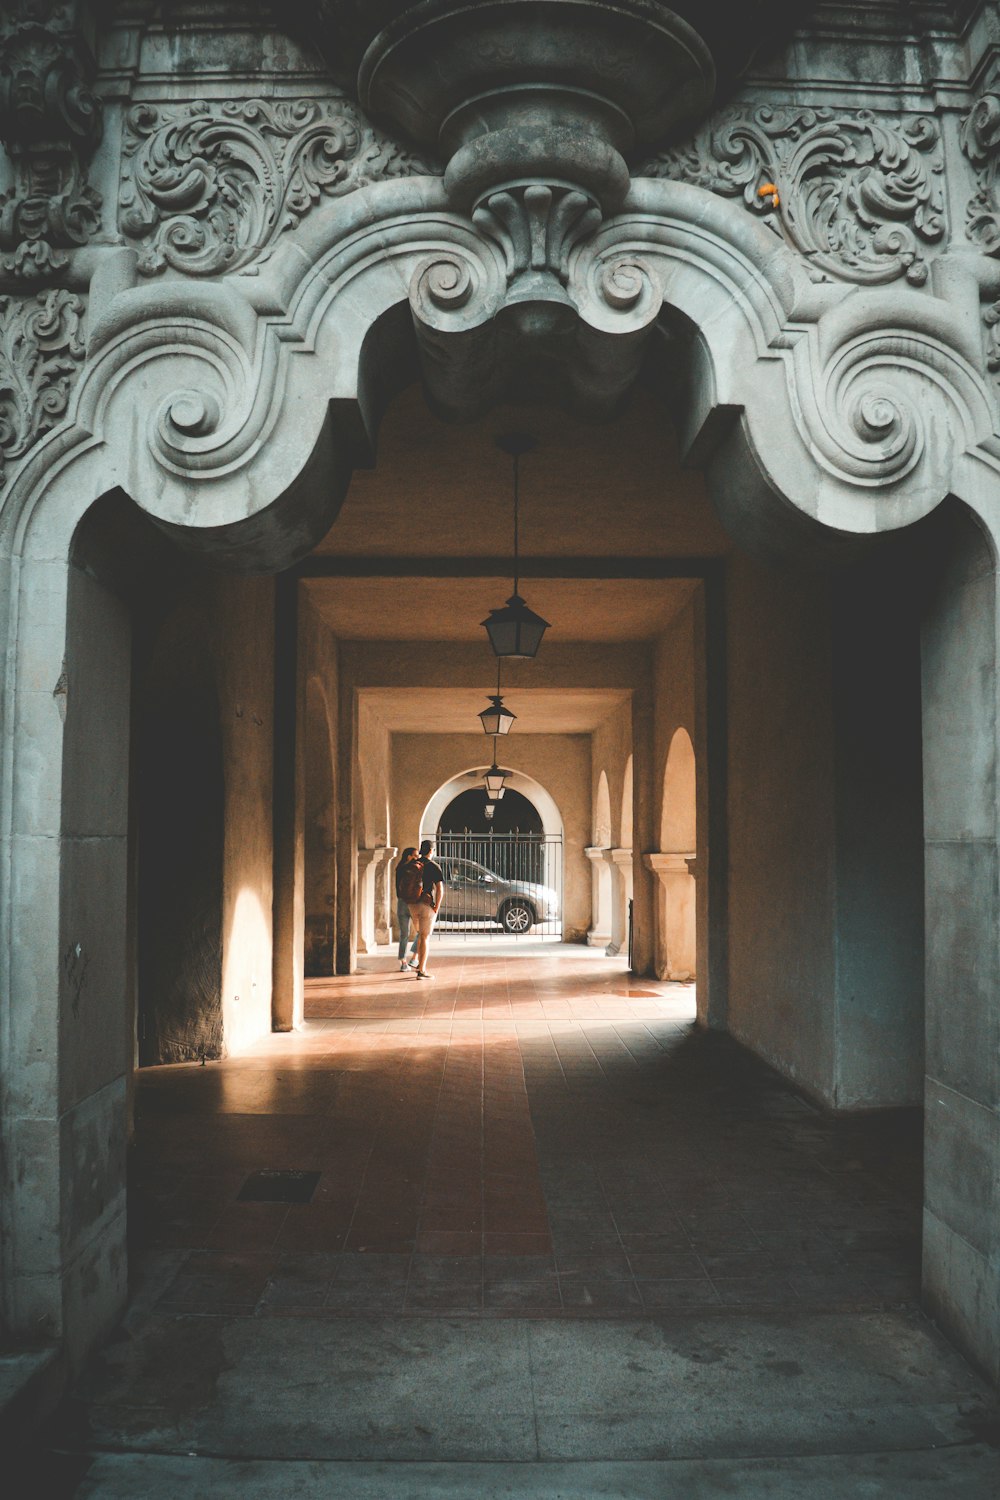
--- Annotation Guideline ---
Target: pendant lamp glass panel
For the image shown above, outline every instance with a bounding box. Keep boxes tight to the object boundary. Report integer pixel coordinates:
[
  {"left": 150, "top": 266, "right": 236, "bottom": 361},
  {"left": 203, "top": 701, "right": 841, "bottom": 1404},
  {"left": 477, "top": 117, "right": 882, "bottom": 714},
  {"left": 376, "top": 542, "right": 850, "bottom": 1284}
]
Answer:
[{"left": 482, "top": 594, "right": 550, "bottom": 659}]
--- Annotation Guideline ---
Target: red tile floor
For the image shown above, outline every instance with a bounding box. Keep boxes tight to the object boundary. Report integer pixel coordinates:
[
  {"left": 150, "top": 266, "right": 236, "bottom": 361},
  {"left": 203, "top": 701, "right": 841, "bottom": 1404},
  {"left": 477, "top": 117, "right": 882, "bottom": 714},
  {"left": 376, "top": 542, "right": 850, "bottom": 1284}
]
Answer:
[{"left": 128, "top": 947, "right": 923, "bottom": 1321}]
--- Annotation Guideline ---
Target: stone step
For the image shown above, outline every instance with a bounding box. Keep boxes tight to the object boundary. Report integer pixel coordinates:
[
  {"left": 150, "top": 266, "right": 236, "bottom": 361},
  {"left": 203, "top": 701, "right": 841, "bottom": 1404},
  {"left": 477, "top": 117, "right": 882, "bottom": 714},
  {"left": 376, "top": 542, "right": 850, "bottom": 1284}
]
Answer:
[{"left": 25, "top": 1448, "right": 1000, "bottom": 1499}]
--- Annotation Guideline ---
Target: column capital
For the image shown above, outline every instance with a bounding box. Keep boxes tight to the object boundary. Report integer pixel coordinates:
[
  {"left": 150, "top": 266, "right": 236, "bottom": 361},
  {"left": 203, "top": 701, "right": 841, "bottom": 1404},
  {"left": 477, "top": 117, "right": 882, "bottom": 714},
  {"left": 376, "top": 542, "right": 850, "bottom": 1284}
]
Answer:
[
  {"left": 585, "top": 844, "right": 614, "bottom": 864},
  {"left": 644, "top": 851, "right": 696, "bottom": 879}
]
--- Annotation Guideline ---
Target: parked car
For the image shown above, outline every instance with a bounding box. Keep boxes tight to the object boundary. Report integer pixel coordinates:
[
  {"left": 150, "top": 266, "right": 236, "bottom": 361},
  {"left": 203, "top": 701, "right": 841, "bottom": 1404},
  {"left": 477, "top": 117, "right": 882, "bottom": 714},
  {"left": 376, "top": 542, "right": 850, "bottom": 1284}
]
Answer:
[{"left": 437, "top": 857, "right": 558, "bottom": 933}]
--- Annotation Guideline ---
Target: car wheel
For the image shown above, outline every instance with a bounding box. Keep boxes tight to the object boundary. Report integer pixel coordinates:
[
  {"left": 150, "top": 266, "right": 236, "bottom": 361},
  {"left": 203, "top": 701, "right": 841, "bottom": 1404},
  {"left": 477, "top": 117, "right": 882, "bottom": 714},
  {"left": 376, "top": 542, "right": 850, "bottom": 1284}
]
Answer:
[{"left": 500, "top": 900, "right": 534, "bottom": 934}]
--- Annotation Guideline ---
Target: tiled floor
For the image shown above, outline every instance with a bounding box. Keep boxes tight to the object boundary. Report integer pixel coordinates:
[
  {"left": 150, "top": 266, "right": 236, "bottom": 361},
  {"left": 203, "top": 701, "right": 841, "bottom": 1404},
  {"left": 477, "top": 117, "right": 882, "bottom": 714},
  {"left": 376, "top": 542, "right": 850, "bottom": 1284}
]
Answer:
[{"left": 128, "top": 947, "right": 923, "bottom": 1322}]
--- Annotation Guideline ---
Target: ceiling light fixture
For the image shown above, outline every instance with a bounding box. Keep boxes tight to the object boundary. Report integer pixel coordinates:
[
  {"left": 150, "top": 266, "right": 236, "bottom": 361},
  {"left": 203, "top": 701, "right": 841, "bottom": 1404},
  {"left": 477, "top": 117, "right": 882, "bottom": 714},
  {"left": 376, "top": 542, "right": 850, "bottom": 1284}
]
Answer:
[
  {"left": 484, "top": 738, "right": 509, "bottom": 801},
  {"left": 478, "top": 657, "right": 516, "bottom": 737},
  {"left": 482, "top": 433, "right": 550, "bottom": 659}
]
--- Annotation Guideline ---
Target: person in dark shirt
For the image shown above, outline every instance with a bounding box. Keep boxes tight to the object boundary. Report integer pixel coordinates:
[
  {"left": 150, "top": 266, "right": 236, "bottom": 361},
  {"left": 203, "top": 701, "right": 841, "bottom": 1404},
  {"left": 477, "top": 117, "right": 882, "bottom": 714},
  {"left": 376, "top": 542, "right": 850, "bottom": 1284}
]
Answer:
[
  {"left": 394, "top": 846, "right": 420, "bottom": 970},
  {"left": 410, "top": 837, "right": 444, "bottom": 979}
]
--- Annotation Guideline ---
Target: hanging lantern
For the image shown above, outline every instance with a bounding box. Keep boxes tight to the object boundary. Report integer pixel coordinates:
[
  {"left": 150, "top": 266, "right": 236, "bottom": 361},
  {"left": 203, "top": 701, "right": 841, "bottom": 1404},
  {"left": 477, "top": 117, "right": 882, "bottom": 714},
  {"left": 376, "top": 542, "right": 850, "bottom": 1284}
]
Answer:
[
  {"left": 483, "top": 434, "right": 550, "bottom": 659},
  {"left": 478, "top": 692, "right": 516, "bottom": 737},
  {"left": 481, "top": 595, "right": 550, "bottom": 660},
  {"left": 484, "top": 801, "right": 496, "bottom": 821},
  {"left": 484, "top": 762, "right": 508, "bottom": 800}
]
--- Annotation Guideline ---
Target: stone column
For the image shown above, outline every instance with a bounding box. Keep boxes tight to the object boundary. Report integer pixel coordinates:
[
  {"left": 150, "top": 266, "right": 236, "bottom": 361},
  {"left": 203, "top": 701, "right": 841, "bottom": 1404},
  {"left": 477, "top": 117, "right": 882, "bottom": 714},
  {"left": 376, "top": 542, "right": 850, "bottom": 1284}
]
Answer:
[
  {"left": 644, "top": 852, "right": 696, "bottom": 980},
  {"left": 355, "top": 848, "right": 379, "bottom": 955},
  {"left": 609, "top": 848, "right": 633, "bottom": 957},
  {"left": 585, "top": 846, "right": 613, "bottom": 948},
  {"left": 335, "top": 665, "right": 357, "bottom": 975},
  {"left": 272, "top": 574, "right": 304, "bottom": 1030},
  {"left": 630, "top": 681, "right": 656, "bottom": 975},
  {"left": 373, "top": 845, "right": 397, "bottom": 945}
]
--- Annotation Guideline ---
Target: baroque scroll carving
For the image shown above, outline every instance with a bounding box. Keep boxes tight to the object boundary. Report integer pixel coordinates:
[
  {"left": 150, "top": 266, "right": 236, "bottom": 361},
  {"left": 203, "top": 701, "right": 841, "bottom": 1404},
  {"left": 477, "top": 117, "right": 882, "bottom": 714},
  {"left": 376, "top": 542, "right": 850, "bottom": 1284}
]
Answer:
[
  {"left": 0, "top": 288, "right": 85, "bottom": 485},
  {"left": 0, "top": 1, "right": 103, "bottom": 278},
  {"left": 119, "top": 98, "right": 436, "bottom": 276},
  {"left": 959, "top": 92, "right": 1000, "bottom": 372},
  {"left": 643, "top": 105, "right": 944, "bottom": 286}
]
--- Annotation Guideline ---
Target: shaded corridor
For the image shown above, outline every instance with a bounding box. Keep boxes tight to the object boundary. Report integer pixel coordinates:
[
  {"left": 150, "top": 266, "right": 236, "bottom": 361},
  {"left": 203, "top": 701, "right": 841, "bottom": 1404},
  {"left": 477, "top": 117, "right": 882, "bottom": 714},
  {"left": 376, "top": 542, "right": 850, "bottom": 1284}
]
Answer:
[
  {"left": 126, "top": 948, "right": 922, "bottom": 1317},
  {"left": 30, "top": 950, "right": 1000, "bottom": 1497}
]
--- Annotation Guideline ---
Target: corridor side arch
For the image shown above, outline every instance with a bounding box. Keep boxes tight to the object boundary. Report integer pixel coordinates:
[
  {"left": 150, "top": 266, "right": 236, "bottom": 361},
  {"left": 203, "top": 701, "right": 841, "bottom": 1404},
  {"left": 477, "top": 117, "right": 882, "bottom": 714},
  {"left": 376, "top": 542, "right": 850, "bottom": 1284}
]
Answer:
[
  {"left": 587, "top": 769, "right": 614, "bottom": 949},
  {"left": 649, "top": 727, "right": 697, "bottom": 982},
  {"left": 4, "top": 172, "right": 1000, "bottom": 1380}
]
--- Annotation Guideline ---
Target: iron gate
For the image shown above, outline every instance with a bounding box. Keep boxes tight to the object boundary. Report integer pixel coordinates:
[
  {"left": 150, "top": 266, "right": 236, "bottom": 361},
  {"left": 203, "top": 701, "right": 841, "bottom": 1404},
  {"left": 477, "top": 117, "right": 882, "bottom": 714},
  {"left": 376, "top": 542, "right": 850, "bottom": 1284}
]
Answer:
[{"left": 433, "top": 832, "right": 563, "bottom": 938}]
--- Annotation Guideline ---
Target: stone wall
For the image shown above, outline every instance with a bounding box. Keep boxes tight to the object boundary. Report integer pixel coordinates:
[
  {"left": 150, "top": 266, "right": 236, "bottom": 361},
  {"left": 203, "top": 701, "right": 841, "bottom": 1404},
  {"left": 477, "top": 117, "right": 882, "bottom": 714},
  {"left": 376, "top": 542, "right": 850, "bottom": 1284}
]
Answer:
[
  {"left": 302, "top": 598, "right": 339, "bottom": 976},
  {"left": 134, "top": 571, "right": 275, "bottom": 1063},
  {"left": 725, "top": 551, "right": 839, "bottom": 1102},
  {"left": 725, "top": 548, "right": 926, "bottom": 1112},
  {"left": 921, "top": 504, "right": 1000, "bottom": 1385}
]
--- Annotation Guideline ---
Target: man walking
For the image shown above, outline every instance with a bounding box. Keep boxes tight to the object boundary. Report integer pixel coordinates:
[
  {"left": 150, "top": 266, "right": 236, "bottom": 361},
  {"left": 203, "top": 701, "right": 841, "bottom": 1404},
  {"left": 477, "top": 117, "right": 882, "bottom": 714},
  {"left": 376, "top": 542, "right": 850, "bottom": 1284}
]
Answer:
[
  {"left": 394, "top": 846, "right": 421, "bottom": 970},
  {"left": 411, "top": 837, "right": 444, "bottom": 980}
]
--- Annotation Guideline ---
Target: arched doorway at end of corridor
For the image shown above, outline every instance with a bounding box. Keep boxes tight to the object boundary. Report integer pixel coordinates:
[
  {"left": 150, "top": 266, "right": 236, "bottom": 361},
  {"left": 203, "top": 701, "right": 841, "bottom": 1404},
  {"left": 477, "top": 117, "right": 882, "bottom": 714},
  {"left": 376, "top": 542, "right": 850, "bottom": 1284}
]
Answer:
[{"left": 424, "top": 773, "right": 564, "bottom": 940}]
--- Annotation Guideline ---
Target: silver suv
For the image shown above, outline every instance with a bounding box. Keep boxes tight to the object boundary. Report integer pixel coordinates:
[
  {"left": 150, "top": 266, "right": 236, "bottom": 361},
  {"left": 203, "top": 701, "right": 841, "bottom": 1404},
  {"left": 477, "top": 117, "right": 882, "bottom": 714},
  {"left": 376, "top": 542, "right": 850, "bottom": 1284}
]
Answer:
[{"left": 438, "top": 857, "right": 558, "bottom": 933}]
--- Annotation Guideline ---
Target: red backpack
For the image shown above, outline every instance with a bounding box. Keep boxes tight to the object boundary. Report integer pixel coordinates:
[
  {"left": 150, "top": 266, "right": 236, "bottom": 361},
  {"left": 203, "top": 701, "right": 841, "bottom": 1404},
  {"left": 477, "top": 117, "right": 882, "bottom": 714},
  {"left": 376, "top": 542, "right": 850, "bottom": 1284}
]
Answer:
[{"left": 398, "top": 859, "right": 425, "bottom": 905}]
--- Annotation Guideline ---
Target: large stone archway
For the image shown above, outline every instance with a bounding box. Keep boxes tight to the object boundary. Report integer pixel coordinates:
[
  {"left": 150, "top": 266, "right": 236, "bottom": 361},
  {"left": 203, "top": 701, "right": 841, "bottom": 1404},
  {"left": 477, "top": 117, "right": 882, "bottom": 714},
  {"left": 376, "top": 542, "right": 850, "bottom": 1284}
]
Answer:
[{"left": 4, "top": 0, "right": 1000, "bottom": 1391}]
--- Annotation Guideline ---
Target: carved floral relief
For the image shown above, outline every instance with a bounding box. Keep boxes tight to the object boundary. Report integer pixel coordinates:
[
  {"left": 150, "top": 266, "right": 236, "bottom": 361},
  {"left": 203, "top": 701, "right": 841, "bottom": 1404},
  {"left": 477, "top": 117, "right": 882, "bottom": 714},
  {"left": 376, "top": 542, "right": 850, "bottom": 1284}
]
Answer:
[
  {"left": 0, "top": 287, "right": 85, "bottom": 486},
  {"left": 0, "top": 1, "right": 104, "bottom": 277},
  {"left": 119, "top": 98, "right": 437, "bottom": 277},
  {"left": 642, "top": 105, "right": 945, "bottom": 286}
]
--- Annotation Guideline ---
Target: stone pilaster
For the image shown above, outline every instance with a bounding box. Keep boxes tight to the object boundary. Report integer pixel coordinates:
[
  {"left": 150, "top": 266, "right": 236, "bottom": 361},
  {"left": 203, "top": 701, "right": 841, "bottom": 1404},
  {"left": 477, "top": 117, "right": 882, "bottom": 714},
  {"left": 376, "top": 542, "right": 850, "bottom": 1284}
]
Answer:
[{"left": 644, "top": 852, "right": 697, "bottom": 981}]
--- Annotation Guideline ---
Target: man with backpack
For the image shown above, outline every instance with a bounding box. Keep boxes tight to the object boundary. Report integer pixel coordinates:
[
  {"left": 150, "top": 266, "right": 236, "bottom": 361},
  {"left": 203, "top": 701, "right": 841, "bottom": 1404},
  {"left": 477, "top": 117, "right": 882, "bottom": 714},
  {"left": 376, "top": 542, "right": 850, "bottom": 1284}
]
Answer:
[{"left": 405, "top": 837, "right": 444, "bottom": 980}]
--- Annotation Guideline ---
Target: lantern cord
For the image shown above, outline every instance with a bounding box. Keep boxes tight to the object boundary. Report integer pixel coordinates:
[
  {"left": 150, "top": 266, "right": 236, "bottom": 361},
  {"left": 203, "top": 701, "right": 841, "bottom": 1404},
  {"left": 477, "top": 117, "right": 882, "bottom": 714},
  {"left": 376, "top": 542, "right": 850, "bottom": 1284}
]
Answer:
[
  {"left": 512, "top": 451, "right": 519, "bottom": 598},
  {"left": 496, "top": 655, "right": 502, "bottom": 699}
]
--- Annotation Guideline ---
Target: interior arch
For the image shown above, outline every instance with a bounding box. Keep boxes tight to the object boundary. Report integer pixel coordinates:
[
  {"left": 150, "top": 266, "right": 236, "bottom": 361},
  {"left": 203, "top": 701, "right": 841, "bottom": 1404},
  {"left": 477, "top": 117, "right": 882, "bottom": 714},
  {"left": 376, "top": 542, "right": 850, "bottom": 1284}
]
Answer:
[
  {"left": 660, "top": 728, "right": 696, "bottom": 852},
  {"left": 593, "top": 770, "right": 612, "bottom": 847},
  {"left": 421, "top": 767, "right": 564, "bottom": 842}
]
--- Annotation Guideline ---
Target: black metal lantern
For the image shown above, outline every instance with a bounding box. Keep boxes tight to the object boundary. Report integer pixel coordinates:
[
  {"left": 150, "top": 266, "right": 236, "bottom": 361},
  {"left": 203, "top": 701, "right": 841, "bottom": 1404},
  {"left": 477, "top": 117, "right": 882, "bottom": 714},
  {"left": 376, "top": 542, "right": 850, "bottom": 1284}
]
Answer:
[
  {"left": 484, "top": 801, "right": 496, "bottom": 821},
  {"left": 484, "top": 743, "right": 508, "bottom": 800},
  {"left": 481, "top": 594, "right": 550, "bottom": 660},
  {"left": 479, "top": 693, "right": 516, "bottom": 736},
  {"left": 483, "top": 434, "right": 550, "bottom": 659},
  {"left": 478, "top": 659, "right": 516, "bottom": 736}
]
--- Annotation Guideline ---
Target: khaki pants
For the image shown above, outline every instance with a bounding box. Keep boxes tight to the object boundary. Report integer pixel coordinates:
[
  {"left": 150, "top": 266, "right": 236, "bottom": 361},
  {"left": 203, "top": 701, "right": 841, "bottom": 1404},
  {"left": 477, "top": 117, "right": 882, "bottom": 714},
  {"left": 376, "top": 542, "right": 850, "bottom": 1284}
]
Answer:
[{"left": 410, "top": 899, "right": 437, "bottom": 937}]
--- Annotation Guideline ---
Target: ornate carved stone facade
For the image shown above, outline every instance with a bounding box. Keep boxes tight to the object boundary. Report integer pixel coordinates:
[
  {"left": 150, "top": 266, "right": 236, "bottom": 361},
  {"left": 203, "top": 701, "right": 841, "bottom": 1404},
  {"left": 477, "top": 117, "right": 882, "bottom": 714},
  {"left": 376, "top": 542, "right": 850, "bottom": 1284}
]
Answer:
[
  {"left": 120, "top": 97, "right": 435, "bottom": 277},
  {"left": 643, "top": 106, "right": 946, "bottom": 287},
  {"left": 5, "top": 0, "right": 1000, "bottom": 1412},
  {"left": 960, "top": 89, "right": 1000, "bottom": 369},
  {"left": 0, "top": 1, "right": 102, "bottom": 278},
  {"left": 0, "top": 286, "right": 84, "bottom": 483}
]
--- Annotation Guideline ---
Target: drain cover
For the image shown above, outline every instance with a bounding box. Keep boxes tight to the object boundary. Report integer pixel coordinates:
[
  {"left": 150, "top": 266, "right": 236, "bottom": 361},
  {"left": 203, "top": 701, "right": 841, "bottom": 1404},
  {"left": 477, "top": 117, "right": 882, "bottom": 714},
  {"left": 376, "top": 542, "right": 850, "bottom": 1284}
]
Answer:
[{"left": 238, "top": 1170, "right": 320, "bottom": 1204}]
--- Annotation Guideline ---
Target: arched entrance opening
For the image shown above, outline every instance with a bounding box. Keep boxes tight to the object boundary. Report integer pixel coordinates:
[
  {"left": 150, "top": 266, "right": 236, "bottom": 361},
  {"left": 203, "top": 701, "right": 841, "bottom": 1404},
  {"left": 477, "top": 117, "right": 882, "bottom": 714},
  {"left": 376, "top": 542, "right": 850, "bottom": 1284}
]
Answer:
[
  {"left": 2, "top": 127, "right": 999, "bottom": 1392},
  {"left": 439, "top": 785, "right": 543, "bottom": 837},
  {"left": 418, "top": 768, "right": 565, "bottom": 940}
]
